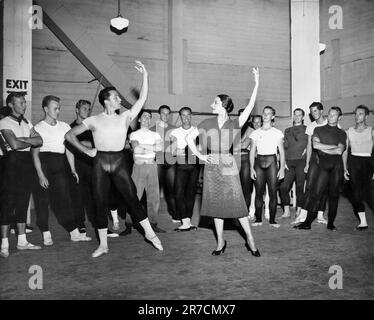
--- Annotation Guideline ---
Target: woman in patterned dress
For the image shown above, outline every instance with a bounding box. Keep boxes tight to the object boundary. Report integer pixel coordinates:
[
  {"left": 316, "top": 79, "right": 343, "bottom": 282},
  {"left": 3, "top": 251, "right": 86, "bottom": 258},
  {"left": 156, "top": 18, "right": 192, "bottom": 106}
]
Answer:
[{"left": 186, "top": 68, "right": 260, "bottom": 256}]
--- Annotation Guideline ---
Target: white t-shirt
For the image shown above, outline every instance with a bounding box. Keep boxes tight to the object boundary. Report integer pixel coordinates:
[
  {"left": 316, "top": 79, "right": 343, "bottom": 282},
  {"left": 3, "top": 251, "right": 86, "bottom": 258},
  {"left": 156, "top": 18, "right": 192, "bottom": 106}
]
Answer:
[
  {"left": 249, "top": 127, "right": 284, "bottom": 155},
  {"left": 170, "top": 126, "right": 197, "bottom": 149},
  {"left": 130, "top": 129, "right": 162, "bottom": 159},
  {"left": 34, "top": 120, "right": 71, "bottom": 154},
  {"left": 0, "top": 116, "right": 33, "bottom": 152},
  {"left": 83, "top": 111, "right": 132, "bottom": 152},
  {"left": 305, "top": 119, "right": 328, "bottom": 136}
]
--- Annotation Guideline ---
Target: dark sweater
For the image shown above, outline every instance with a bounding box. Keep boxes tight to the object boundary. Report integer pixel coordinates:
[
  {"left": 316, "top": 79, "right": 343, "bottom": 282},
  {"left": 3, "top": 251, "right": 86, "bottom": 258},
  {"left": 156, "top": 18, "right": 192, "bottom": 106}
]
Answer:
[{"left": 284, "top": 125, "right": 308, "bottom": 160}]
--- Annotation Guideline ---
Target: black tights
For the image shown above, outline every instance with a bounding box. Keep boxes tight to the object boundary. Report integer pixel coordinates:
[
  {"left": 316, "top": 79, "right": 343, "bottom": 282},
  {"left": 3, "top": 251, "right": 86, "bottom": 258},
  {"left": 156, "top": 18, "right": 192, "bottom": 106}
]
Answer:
[
  {"left": 69, "top": 160, "right": 95, "bottom": 229},
  {"left": 279, "top": 158, "right": 305, "bottom": 208},
  {"left": 92, "top": 151, "right": 147, "bottom": 229},
  {"left": 302, "top": 155, "right": 328, "bottom": 211},
  {"left": 239, "top": 153, "right": 253, "bottom": 209},
  {"left": 157, "top": 163, "right": 177, "bottom": 219},
  {"left": 348, "top": 155, "right": 374, "bottom": 218},
  {"left": 254, "top": 154, "right": 278, "bottom": 223},
  {"left": 305, "top": 157, "right": 343, "bottom": 227}
]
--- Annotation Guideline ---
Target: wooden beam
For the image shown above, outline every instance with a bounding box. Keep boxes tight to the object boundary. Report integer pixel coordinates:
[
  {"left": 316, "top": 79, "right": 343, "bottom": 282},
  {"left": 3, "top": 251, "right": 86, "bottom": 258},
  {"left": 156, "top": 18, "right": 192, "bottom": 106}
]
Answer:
[
  {"left": 168, "top": 0, "right": 184, "bottom": 95},
  {"left": 34, "top": 0, "right": 134, "bottom": 108}
]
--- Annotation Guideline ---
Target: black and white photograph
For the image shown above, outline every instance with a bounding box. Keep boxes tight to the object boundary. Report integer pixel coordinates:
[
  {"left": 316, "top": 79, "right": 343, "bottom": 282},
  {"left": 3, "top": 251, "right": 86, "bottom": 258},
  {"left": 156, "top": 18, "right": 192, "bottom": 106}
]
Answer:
[{"left": 0, "top": 0, "right": 373, "bottom": 306}]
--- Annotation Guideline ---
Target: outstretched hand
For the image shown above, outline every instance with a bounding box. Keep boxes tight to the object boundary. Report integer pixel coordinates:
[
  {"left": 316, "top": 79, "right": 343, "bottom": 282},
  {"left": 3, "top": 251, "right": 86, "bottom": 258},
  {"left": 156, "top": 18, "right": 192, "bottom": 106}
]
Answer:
[
  {"left": 134, "top": 60, "right": 147, "bottom": 74},
  {"left": 252, "top": 67, "right": 259, "bottom": 84}
]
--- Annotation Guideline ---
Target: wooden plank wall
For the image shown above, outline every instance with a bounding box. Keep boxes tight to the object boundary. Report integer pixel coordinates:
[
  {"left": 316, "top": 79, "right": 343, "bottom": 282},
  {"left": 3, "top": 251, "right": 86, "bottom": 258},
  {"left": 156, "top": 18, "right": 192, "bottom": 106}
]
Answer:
[
  {"left": 32, "top": 0, "right": 291, "bottom": 125},
  {"left": 320, "top": 0, "right": 374, "bottom": 116}
]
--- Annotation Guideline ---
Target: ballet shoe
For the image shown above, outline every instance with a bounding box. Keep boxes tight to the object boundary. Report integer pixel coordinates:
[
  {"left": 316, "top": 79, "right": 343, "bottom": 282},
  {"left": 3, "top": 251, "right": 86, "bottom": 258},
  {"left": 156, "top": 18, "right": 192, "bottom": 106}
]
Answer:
[
  {"left": 212, "top": 240, "right": 227, "bottom": 256},
  {"left": 145, "top": 234, "right": 163, "bottom": 251},
  {"left": 0, "top": 248, "right": 9, "bottom": 258},
  {"left": 91, "top": 246, "right": 109, "bottom": 258},
  {"left": 245, "top": 243, "right": 261, "bottom": 257},
  {"left": 355, "top": 224, "right": 369, "bottom": 231},
  {"left": 174, "top": 226, "right": 197, "bottom": 232}
]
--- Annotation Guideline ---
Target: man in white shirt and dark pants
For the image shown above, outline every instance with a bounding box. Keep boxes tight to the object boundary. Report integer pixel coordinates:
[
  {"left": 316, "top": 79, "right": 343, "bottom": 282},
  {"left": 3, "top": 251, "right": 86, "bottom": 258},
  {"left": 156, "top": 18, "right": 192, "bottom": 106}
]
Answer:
[
  {"left": 0, "top": 92, "right": 43, "bottom": 258},
  {"left": 130, "top": 110, "right": 165, "bottom": 233}
]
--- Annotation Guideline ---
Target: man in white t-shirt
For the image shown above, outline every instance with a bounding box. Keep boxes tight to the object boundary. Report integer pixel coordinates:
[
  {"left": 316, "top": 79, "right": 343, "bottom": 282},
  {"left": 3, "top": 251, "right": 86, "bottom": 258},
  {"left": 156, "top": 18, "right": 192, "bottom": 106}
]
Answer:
[
  {"left": 170, "top": 107, "right": 200, "bottom": 231},
  {"left": 249, "top": 106, "right": 285, "bottom": 228},
  {"left": 0, "top": 92, "right": 43, "bottom": 258},
  {"left": 130, "top": 110, "right": 164, "bottom": 233}
]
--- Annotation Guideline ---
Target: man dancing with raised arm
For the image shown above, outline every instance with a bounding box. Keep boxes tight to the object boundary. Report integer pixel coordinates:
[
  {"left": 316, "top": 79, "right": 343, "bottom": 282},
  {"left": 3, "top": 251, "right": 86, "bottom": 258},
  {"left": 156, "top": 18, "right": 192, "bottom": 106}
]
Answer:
[{"left": 65, "top": 61, "right": 163, "bottom": 257}]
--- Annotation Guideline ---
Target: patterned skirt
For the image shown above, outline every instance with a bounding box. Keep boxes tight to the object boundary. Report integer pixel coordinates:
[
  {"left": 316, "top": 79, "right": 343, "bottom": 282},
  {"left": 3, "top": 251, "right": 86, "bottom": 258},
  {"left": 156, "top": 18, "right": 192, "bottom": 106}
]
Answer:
[{"left": 200, "top": 154, "right": 248, "bottom": 219}]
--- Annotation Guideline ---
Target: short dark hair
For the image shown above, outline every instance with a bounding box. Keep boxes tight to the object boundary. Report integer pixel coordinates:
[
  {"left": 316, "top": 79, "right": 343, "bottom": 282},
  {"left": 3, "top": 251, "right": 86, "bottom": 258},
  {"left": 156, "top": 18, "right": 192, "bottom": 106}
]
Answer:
[
  {"left": 263, "top": 106, "right": 276, "bottom": 116},
  {"left": 6, "top": 92, "right": 26, "bottom": 106},
  {"left": 355, "top": 105, "right": 370, "bottom": 116},
  {"left": 294, "top": 108, "right": 305, "bottom": 116},
  {"left": 330, "top": 106, "right": 342, "bottom": 117},
  {"left": 158, "top": 105, "right": 171, "bottom": 114},
  {"left": 42, "top": 95, "right": 60, "bottom": 109},
  {"left": 0, "top": 106, "right": 12, "bottom": 118},
  {"left": 98, "top": 87, "right": 116, "bottom": 107},
  {"left": 138, "top": 109, "right": 152, "bottom": 119},
  {"left": 76, "top": 99, "right": 91, "bottom": 110},
  {"left": 217, "top": 94, "right": 234, "bottom": 114},
  {"left": 309, "top": 102, "right": 324, "bottom": 111},
  {"left": 251, "top": 115, "right": 262, "bottom": 122},
  {"left": 179, "top": 106, "right": 192, "bottom": 115}
]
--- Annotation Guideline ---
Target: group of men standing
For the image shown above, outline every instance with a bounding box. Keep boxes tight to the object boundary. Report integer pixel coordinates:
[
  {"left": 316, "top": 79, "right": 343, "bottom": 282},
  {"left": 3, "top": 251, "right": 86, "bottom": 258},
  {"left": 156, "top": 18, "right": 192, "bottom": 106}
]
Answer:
[
  {"left": 239, "top": 102, "right": 374, "bottom": 232},
  {"left": 0, "top": 81, "right": 372, "bottom": 259}
]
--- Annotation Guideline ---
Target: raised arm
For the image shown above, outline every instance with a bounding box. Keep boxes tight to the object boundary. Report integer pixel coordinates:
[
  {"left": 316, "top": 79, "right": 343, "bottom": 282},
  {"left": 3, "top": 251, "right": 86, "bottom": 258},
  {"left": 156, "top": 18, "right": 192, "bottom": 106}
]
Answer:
[
  {"left": 128, "top": 61, "right": 149, "bottom": 121},
  {"left": 238, "top": 67, "right": 259, "bottom": 128},
  {"left": 65, "top": 124, "right": 97, "bottom": 157}
]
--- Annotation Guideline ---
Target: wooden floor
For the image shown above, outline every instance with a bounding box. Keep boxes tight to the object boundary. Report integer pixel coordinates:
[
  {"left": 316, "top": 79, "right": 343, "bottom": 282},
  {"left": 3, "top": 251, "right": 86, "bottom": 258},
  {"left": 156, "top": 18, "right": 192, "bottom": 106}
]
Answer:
[{"left": 0, "top": 196, "right": 373, "bottom": 300}]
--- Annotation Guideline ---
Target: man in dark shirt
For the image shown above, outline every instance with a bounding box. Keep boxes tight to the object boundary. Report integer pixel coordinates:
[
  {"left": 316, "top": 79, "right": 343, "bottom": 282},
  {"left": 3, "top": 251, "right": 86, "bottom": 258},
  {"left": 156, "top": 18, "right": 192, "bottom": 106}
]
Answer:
[
  {"left": 295, "top": 107, "right": 346, "bottom": 231},
  {"left": 68, "top": 100, "right": 96, "bottom": 236},
  {"left": 150, "top": 105, "right": 177, "bottom": 223},
  {"left": 279, "top": 108, "right": 308, "bottom": 219}
]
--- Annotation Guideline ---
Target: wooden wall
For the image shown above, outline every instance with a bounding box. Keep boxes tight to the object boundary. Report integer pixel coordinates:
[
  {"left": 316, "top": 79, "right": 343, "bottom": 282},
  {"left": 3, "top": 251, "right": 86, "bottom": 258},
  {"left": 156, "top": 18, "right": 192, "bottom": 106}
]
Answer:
[
  {"left": 320, "top": 0, "right": 374, "bottom": 124},
  {"left": 31, "top": 0, "right": 291, "bottom": 125}
]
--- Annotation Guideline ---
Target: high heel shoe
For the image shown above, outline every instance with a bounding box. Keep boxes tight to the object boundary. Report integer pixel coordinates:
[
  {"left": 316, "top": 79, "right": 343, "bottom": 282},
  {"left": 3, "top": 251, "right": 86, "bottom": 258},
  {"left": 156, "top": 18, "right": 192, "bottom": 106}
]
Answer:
[
  {"left": 245, "top": 243, "right": 261, "bottom": 257},
  {"left": 212, "top": 240, "right": 227, "bottom": 256}
]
